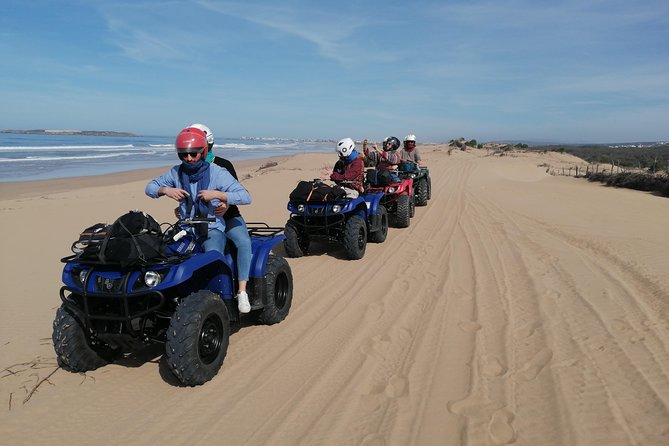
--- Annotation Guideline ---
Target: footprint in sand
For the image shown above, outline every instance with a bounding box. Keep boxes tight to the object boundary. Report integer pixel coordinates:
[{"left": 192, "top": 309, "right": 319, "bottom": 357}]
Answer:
[
  {"left": 365, "top": 302, "right": 385, "bottom": 322},
  {"left": 517, "top": 348, "right": 553, "bottom": 381},
  {"left": 359, "top": 383, "right": 386, "bottom": 412},
  {"left": 448, "top": 393, "right": 502, "bottom": 417},
  {"left": 516, "top": 320, "right": 541, "bottom": 339},
  {"left": 488, "top": 408, "right": 517, "bottom": 444},
  {"left": 611, "top": 318, "right": 632, "bottom": 332},
  {"left": 458, "top": 320, "right": 482, "bottom": 333},
  {"left": 360, "top": 433, "right": 385, "bottom": 446},
  {"left": 481, "top": 356, "right": 508, "bottom": 377},
  {"left": 385, "top": 375, "right": 409, "bottom": 398},
  {"left": 359, "top": 335, "right": 392, "bottom": 359},
  {"left": 393, "top": 327, "right": 413, "bottom": 343},
  {"left": 391, "top": 278, "right": 411, "bottom": 294}
]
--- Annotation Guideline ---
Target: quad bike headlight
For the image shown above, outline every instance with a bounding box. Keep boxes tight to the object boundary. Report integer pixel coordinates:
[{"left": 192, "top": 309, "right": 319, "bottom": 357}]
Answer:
[
  {"left": 72, "top": 268, "right": 88, "bottom": 287},
  {"left": 387, "top": 187, "right": 396, "bottom": 194},
  {"left": 144, "top": 271, "right": 162, "bottom": 288},
  {"left": 297, "top": 204, "right": 306, "bottom": 213},
  {"left": 331, "top": 204, "right": 342, "bottom": 213}
]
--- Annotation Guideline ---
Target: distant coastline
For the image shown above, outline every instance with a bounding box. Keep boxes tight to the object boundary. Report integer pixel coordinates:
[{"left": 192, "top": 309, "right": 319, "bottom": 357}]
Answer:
[{"left": 1, "top": 129, "right": 138, "bottom": 137}]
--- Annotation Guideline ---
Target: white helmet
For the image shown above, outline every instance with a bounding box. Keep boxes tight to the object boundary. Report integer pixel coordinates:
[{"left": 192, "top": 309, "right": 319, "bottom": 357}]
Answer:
[
  {"left": 404, "top": 134, "right": 416, "bottom": 142},
  {"left": 190, "top": 123, "right": 214, "bottom": 147},
  {"left": 336, "top": 138, "right": 355, "bottom": 158}
]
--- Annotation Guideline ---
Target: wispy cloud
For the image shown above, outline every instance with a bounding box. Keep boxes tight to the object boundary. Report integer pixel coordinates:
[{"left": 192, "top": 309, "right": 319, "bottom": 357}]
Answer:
[{"left": 197, "top": 0, "right": 396, "bottom": 65}]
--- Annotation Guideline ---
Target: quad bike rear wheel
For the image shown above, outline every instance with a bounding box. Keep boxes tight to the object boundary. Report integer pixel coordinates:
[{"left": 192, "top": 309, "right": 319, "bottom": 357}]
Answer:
[
  {"left": 343, "top": 215, "right": 367, "bottom": 260},
  {"left": 166, "top": 291, "right": 230, "bottom": 386},
  {"left": 368, "top": 205, "right": 388, "bottom": 243},
  {"left": 254, "top": 255, "right": 293, "bottom": 325}
]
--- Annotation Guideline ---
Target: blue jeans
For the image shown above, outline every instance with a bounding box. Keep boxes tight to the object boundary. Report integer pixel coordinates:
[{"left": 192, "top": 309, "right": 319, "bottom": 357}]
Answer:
[
  {"left": 203, "top": 228, "right": 226, "bottom": 254},
  {"left": 225, "top": 216, "right": 252, "bottom": 282}
]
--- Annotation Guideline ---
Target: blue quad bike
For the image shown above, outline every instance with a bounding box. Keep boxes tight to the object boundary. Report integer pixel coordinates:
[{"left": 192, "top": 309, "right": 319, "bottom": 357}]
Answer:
[
  {"left": 53, "top": 216, "right": 293, "bottom": 386},
  {"left": 284, "top": 181, "right": 388, "bottom": 260}
]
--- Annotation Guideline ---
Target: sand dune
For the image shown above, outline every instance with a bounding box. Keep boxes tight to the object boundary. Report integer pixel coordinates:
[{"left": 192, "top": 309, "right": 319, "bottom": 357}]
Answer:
[{"left": 1, "top": 147, "right": 668, "bottom": 445}]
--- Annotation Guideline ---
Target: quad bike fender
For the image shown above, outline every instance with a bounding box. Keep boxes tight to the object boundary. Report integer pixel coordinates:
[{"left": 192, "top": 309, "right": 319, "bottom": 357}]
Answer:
[
  {"left": 398, "top": 178, "right": 414, "bottom": 195},
  {"left": 171, "top": 251, "right": 236, "bottom": 298},
  {"left": 250, "top": 235, "right": 286, "bottom": 278},
  {"left": 363, "top": 192, "right": 384, "bottom": 215}
]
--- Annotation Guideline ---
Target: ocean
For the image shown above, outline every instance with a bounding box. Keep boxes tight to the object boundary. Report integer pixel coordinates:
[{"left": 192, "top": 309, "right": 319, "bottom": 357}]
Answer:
[{"left": 0, "top": 133, "right": 334, "bottom": 182}]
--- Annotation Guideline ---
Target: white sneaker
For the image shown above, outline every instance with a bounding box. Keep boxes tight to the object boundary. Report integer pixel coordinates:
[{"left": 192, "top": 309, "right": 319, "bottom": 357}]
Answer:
[{"left": 237, "top": 291, "right": 251, "bottom": 314}]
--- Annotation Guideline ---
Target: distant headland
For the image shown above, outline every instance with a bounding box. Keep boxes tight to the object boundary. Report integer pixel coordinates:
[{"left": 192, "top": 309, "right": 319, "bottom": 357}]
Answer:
[{"left": 1, "top": 129, "right": 138, "bottom": 137}]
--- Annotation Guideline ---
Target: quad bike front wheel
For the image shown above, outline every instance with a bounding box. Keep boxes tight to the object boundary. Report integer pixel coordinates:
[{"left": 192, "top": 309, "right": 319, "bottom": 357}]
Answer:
[
  {"left": 166, "top": 291, "right": 230, "bottom": 386},
  {"left": 284, "top": 220, "right": 309, "bottom": 257},
  {"left": 415, "top": 178, "right": 429, "bottom": 206},
  {"left": 391, "top": 195, "right": 411, "bottom": 228},
  {"left": 254, "top": 255, "right": 293, "bottom": 325},
  {"left": 52, "top": 305, "right": 110, "bottom": 372}
]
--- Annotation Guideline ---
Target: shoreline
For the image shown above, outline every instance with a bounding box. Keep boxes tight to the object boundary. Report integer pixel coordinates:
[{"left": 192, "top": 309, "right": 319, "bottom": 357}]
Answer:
[{"left": 0, "top": 155, "right": 292, "bottom": 200}]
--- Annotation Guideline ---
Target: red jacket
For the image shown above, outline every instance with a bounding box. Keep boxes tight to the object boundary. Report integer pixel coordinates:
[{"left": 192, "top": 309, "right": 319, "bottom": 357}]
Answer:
[{"left": 330, "top": 156, "right": 365, "bottom": 192}]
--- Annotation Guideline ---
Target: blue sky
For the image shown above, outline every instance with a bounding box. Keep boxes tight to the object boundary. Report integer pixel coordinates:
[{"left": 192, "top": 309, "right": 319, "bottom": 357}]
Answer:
[{"left": 1, "top": 0, "right": 667, "bottom": 143}]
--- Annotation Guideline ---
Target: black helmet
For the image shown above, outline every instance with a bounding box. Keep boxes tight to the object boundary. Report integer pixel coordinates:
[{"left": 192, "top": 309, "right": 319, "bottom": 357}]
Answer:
[{"left": 383, "top": 136, "right": 400, "bottom": 151}]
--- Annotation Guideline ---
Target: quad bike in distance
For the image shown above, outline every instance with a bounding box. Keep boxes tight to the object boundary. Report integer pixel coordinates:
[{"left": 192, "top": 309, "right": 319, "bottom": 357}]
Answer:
[
  {"left": 285, "top": 179, "right": 388, "bottom": 260},
  {"left": 398, "top": 161, "right": 431, "bottom": 207},
  {"left": 365, "top": 169, "right": 415, "bottom": 228}
]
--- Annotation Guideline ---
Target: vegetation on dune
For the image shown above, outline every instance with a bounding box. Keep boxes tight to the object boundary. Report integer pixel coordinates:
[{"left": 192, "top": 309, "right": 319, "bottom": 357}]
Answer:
[
  {"left": 527, "top": 142, "right": 669, "bottom": 197},
  {"left": 585, "top": 171, "right": 669, "bottom": 197},
  {"left": 528, "top": 143, "right": 669, "bottom": 174}
]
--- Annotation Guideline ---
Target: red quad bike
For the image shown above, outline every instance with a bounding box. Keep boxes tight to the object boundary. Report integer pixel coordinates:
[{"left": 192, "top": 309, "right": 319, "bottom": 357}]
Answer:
[{"left": 365, "top": 169, "right": 415, "bottom": 228}]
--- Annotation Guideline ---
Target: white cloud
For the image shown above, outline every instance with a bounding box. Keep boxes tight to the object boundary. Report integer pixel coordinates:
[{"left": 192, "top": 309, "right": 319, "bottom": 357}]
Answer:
[{"left": 197, "top": 0, "right": 397, "bottom": 65}]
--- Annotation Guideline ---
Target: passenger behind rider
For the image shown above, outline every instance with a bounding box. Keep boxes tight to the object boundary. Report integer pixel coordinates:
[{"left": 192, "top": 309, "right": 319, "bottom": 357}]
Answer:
[
  {"left": 400, "top": 134, "right": 422, "bottom": 169},
  {"left": 330, "top": 138, "right": 365, "bottom": 198},
  {"left": 145, "top": 127, "right": 253, "bottom": 313},
  {"left": 363, "top": 136, "right": 402, "bottom": 182},
  {"left": 190, "top": 123, "right": 253, "bottom": 314}
]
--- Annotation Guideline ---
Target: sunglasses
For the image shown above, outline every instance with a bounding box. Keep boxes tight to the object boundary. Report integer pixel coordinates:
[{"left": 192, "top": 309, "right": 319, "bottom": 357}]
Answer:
[{"left": 178, "top": 150, "right": 203, "bottom": 160}]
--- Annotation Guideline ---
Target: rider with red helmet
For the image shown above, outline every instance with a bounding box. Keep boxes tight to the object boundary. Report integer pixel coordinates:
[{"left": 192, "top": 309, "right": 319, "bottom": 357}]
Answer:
[
  {"left": 145, "top": 127, "right": 253, "bottom": 312},
  {"left": 188, "top": 123, "right": 253, "bottom": 313}
]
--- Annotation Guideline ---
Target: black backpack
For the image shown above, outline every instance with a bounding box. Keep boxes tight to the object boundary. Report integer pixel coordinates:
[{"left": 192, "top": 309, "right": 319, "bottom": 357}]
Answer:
[
  {"left": 75, "top": 211, "right": 166, "bottom": 267},
  {"left": 289, "top": 180, "right": 347, "bottom": 202},
  {"left": 101, "top": 211, "right": 165, "bottom": 266},
  {"left": 366, "top": 168, "right": 393, "bottom": 187}
]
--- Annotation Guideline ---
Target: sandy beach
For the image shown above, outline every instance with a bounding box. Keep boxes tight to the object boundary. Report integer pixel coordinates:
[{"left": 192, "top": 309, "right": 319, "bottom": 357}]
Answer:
[{"left": 1, "top": 146, "right": 668, "bottom": 445}]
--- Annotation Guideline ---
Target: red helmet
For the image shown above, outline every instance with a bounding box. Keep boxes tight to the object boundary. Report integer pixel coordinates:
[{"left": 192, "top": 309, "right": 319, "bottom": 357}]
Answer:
[{"left": 175, "top": 127, "right": 208, "bottom": 159}]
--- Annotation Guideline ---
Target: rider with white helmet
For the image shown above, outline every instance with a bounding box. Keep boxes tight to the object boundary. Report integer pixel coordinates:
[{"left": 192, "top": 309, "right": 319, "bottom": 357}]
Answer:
[
  {"left": 189, "top": 123, "right": 215, "bottom": 162},
  {"left": 400, "top": 133, "right": 422, "bottom": 166},
  {"left": 330, "top": 137, "right": 365, "bottom": 198}
]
